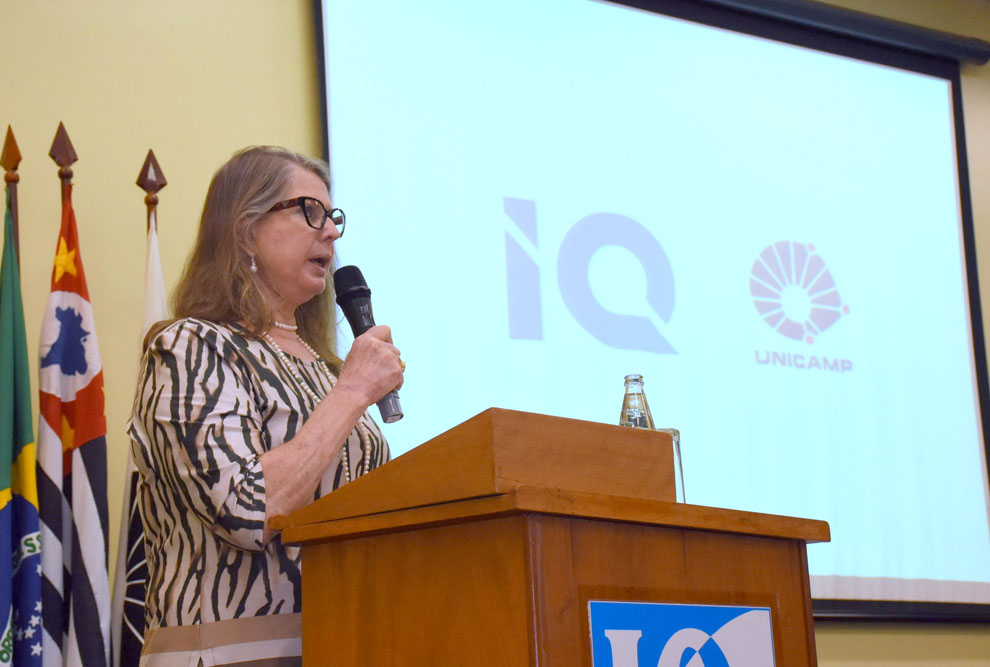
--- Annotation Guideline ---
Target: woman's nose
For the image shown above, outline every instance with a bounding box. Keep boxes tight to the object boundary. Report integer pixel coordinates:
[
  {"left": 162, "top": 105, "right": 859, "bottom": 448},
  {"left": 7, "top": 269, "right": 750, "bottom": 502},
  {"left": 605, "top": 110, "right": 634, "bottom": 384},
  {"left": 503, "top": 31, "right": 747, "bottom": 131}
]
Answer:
[{"left": 322, "top": 220, "right": 341, "bottom": 242}]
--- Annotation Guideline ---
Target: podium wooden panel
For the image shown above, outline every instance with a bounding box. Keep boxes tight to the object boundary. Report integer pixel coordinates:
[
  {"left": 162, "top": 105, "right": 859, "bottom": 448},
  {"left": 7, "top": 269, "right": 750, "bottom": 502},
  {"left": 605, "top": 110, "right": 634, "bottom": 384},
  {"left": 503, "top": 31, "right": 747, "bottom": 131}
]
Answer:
[{"left": 277, "top": 409, "right": 829, "bottom": 666}]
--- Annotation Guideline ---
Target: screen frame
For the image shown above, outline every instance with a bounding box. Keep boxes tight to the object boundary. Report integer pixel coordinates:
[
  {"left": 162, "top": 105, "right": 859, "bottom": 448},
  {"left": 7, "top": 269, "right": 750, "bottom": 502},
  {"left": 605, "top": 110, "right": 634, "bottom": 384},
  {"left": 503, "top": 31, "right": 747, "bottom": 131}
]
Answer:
[{"left": 312, "top": 0, "right": 990, "bottom": 622}]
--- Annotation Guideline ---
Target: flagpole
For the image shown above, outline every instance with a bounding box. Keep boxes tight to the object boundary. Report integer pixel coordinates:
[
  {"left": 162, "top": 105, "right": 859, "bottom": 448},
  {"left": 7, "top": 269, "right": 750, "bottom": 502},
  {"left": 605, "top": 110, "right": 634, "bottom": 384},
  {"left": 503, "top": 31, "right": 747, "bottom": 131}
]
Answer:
[
  {"left": 1, "top": 121, "right": 43, "bottom": 666},
  {"left": 110, "top": 149, "right": 168, "bottom": 667},
  {"left": 41, "top": 120, "right": 112, "bottom": 667},
  {"left": 48, "top": 122, "right": 78, "bottom": 203},
  {"left": 1, "top": 126, "right": 22, "bottom": 263}
]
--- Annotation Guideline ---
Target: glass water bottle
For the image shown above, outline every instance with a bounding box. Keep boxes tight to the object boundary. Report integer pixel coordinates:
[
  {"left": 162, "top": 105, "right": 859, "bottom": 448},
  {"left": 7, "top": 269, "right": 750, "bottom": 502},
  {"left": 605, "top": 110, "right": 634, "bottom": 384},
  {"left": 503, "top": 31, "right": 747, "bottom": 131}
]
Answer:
[
  {"left": 619, "top": 374, "right": 685, "bottom": 503},
  {"left": 619, "top": 374, "right": 655, "bottom": 429}
]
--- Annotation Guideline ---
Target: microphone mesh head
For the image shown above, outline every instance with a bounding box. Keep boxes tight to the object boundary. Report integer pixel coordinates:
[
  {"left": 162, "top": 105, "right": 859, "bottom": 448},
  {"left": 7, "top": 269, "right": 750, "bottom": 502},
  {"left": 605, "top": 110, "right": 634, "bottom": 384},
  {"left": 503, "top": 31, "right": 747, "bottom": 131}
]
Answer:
[{"left": 334, "top": 265, "right": 370, "bottom": 302}]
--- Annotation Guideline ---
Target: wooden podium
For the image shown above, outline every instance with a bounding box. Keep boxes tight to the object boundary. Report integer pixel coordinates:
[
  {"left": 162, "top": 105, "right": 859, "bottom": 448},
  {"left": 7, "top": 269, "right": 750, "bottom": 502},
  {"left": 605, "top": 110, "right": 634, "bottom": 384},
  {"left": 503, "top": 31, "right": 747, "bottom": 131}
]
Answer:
[{"left": 277, "top": 409, "right": 829, "bottom": 665}]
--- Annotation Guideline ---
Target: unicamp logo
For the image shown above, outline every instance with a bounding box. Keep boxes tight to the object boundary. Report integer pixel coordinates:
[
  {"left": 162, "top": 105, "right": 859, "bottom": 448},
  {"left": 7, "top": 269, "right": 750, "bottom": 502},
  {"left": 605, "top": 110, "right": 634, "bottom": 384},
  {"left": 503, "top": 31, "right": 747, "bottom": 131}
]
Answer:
[
  {"left": 750, "top": 241, "right": 853, "bottom": 374},
  {"left": 749, "top": 241, "right": 847, "bottom": 344}
]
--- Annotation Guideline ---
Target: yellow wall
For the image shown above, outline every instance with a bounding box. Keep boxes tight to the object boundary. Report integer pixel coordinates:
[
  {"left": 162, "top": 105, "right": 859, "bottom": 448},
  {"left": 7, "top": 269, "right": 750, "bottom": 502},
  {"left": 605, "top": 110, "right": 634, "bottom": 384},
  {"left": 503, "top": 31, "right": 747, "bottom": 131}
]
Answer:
[
  {"left": 816, "top": 620, "right": 990, "bottom": 666},
  {"left": 1, "top": 1, "right": 988, "bottom": 664}
]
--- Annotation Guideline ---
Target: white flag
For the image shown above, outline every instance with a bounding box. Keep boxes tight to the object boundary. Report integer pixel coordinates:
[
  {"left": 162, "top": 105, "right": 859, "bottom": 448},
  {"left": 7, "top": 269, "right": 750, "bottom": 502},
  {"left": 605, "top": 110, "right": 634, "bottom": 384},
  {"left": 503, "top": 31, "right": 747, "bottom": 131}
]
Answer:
[
  {"left": 111, "top": 208, "right": 168, "bottom": 667},
  {"left": 143, "top": 210, "right": 168, "bottom": 336}
]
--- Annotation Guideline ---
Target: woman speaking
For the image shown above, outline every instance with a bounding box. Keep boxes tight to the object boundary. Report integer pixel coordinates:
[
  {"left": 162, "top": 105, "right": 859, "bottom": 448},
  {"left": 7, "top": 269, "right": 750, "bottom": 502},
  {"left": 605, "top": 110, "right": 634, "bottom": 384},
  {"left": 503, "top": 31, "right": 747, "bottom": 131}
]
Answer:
[{"left": 128, "top": 146, "right": 403, "bottom": 666}]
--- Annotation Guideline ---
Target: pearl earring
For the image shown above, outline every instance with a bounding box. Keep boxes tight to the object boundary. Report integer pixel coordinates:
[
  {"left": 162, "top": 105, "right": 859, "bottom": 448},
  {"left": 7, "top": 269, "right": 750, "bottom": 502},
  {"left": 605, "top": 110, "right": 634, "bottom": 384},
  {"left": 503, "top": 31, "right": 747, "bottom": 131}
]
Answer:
[{"left": 250, "top": 254, "right": 257, "bottom": 274}]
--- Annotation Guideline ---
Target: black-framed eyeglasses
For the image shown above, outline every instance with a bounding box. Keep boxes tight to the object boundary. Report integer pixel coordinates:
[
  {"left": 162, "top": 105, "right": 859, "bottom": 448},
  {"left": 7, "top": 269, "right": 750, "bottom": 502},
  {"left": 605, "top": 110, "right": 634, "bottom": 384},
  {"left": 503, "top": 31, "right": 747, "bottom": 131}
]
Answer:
[{"left": 268, "top": 196, "right": 346, "bottom": 235}]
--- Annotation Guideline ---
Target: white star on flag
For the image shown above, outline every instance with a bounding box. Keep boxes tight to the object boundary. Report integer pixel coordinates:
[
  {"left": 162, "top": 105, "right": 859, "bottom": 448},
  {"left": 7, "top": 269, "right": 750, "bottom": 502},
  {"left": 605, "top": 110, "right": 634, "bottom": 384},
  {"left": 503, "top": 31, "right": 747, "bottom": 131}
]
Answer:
[
  {"left": 25, "top": 626, "right": 36, "bottom": 639},
  {"left": 32, "top": 643, "right": 42, "bottom": 656},
  {"left": 29, "top": 614, "right": 40, "bottom": 627}
]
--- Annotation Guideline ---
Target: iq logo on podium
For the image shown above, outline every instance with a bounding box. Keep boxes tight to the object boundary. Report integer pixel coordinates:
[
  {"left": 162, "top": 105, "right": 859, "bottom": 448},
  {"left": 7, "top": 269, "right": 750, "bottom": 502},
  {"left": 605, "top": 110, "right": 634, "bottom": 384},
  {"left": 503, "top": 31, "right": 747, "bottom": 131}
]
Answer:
[{"left": 589, "top": 601, "right": 775, "bottom": 666}]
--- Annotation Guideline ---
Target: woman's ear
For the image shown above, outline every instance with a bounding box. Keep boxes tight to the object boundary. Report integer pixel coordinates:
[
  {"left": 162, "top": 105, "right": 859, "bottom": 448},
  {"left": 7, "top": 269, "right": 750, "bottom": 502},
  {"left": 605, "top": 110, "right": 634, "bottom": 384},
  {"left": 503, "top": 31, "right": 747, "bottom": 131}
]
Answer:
[{"left": 234, "top": 217, "right": 257, "bottom": 256}]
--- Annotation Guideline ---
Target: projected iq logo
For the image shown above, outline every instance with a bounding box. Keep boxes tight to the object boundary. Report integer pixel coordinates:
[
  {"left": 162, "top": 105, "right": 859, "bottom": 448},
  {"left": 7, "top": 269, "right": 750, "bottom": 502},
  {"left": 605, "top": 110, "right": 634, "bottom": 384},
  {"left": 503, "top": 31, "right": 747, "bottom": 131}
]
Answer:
[
  {"left": 503, "top": 197, "right": 675, "bottom": 354},
  {"left": 749, "top": 241, "right": 852, "bottom": 373},
  {"left": 589, "top": 600, "right": 776, "bottom": 666}
]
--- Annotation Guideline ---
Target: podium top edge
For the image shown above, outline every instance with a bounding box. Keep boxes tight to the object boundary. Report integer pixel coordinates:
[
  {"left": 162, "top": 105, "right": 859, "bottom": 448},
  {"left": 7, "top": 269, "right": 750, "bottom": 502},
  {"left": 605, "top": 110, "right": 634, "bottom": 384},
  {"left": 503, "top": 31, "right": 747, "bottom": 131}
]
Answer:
[{"left": 281, "top": 485, "right": 830, "bottom": 546}]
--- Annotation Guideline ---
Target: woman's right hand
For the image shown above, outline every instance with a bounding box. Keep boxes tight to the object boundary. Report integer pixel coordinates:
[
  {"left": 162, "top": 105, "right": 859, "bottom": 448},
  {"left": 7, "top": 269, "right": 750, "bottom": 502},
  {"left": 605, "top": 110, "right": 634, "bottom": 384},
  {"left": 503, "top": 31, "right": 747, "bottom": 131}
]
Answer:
[
  {"left": 261, "top": 324, "right": 401, "bottom": 538},
  {"left": 334, "top": 325, "right": 404, "bottom": 407}
]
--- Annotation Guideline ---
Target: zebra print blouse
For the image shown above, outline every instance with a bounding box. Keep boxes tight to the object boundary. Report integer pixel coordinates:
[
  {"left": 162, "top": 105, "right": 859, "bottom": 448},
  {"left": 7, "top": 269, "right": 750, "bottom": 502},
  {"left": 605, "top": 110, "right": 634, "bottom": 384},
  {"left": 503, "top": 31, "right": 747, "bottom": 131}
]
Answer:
[{"left": 127, "top": 318, "right": 389, "bottom": 633}]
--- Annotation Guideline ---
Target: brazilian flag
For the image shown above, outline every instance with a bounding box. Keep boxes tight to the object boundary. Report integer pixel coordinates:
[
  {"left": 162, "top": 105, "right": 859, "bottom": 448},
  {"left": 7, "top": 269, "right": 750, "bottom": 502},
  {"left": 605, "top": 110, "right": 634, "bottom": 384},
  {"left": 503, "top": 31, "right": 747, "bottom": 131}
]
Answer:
[{"left": 0, "top": 189, "right": 43, "bottom": 666}]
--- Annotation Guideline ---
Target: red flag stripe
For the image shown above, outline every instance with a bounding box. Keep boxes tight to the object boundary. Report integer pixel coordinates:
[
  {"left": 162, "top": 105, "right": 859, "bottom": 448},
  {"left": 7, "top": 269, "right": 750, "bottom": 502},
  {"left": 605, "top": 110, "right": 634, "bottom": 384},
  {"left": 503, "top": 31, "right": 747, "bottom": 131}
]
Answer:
[{"left": 38, "top": 373, "right": 106, "bottom": 453}]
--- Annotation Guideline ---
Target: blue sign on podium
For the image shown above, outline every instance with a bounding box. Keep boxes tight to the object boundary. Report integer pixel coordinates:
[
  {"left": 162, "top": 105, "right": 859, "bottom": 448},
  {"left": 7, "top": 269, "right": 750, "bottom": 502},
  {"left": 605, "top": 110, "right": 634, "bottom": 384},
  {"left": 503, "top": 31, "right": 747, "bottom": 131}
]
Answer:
[{"left": 588, "top": 600, "right": 775, "bottom": 667}]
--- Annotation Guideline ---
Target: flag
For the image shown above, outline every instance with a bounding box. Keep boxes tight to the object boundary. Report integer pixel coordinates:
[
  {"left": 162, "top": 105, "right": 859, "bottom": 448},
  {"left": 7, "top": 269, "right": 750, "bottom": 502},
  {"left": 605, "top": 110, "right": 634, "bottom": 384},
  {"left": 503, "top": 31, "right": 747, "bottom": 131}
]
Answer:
[
  {"left": 1, "top": 190, "right": 44, "bottom": 666},
  {"left": 141, "top": 210, "right": 167, "bottom": 335},
  {"left": 37, "top": 185, "right": 110, "bottom": 666},
  {"left": 110, "top": 209, "right": 166, "bottom": 666}
]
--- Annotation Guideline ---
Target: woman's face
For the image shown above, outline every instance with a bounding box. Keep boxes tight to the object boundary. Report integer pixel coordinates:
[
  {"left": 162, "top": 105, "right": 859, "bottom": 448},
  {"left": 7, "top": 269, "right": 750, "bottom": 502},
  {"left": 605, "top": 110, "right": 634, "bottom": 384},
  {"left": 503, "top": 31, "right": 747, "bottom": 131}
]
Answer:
[{"left": 252, "top": 165, "right": 340, "bottom": 315}]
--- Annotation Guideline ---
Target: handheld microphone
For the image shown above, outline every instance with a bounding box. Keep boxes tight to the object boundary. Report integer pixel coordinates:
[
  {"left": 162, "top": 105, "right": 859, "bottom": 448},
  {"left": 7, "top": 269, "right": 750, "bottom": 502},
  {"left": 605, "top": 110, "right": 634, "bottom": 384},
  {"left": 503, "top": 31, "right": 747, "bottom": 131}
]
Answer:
[{"left": 333, "top": 265, "right": 403, "bottom": 423}]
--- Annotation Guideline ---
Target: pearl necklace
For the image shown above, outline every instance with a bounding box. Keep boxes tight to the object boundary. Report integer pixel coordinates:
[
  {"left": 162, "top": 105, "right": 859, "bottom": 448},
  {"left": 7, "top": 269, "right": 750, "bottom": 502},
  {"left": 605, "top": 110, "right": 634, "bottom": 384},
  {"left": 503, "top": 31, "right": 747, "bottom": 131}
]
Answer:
[
  {"left": 273, "top": 320, "right": 298, "bottom": 331},
  {"left": 261, "top": 330, "right": 373, "bottom": 483}
]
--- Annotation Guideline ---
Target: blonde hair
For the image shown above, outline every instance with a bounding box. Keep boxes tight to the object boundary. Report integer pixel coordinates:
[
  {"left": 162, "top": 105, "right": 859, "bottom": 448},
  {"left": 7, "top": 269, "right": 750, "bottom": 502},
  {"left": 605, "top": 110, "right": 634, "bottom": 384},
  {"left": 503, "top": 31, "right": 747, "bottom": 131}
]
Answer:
[{"left": 152, "top": 146, "right": 342, "bottom": 369}]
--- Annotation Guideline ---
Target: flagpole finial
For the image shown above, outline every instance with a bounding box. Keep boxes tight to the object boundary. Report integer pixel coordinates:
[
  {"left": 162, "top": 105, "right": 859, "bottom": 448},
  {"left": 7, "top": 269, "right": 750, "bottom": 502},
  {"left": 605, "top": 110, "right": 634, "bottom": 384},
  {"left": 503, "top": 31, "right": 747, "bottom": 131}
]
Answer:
[
  {"left": 3, "top": 125, "right": 22, "bottom": 262},
  {"left": 2, "top": 126, "right": 22, "bottom": 184},
  {"left": 137, "top": 149, "right": 168, "bottom": 209},
  {"left": 138, "top": 149, "right": 167, "bottom": 231},
  {"left": 49, "top": 122, "right": 78, "bottom": 195}
]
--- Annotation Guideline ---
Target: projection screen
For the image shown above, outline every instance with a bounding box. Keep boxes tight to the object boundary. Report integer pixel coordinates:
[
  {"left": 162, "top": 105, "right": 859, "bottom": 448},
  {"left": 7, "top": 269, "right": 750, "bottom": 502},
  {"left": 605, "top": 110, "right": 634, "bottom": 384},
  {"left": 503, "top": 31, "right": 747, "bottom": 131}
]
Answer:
[{"left": 317, "top": 0, "right": 990, "bottom": 615}]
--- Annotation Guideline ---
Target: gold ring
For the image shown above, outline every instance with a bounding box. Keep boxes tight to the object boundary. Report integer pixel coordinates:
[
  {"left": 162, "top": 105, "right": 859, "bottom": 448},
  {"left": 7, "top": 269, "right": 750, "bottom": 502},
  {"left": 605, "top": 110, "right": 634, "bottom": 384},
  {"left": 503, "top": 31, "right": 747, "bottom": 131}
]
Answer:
[{"left": 399, "top": 357, "right": 406, "bottom": 372}]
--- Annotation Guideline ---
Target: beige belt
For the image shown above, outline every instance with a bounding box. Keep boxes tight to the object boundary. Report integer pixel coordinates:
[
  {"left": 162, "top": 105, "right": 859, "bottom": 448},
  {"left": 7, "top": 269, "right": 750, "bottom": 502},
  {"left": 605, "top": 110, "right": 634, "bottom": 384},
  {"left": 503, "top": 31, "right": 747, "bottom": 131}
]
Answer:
[{"left": 142, "top": 613, "right": 302, "bottom": 666}]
